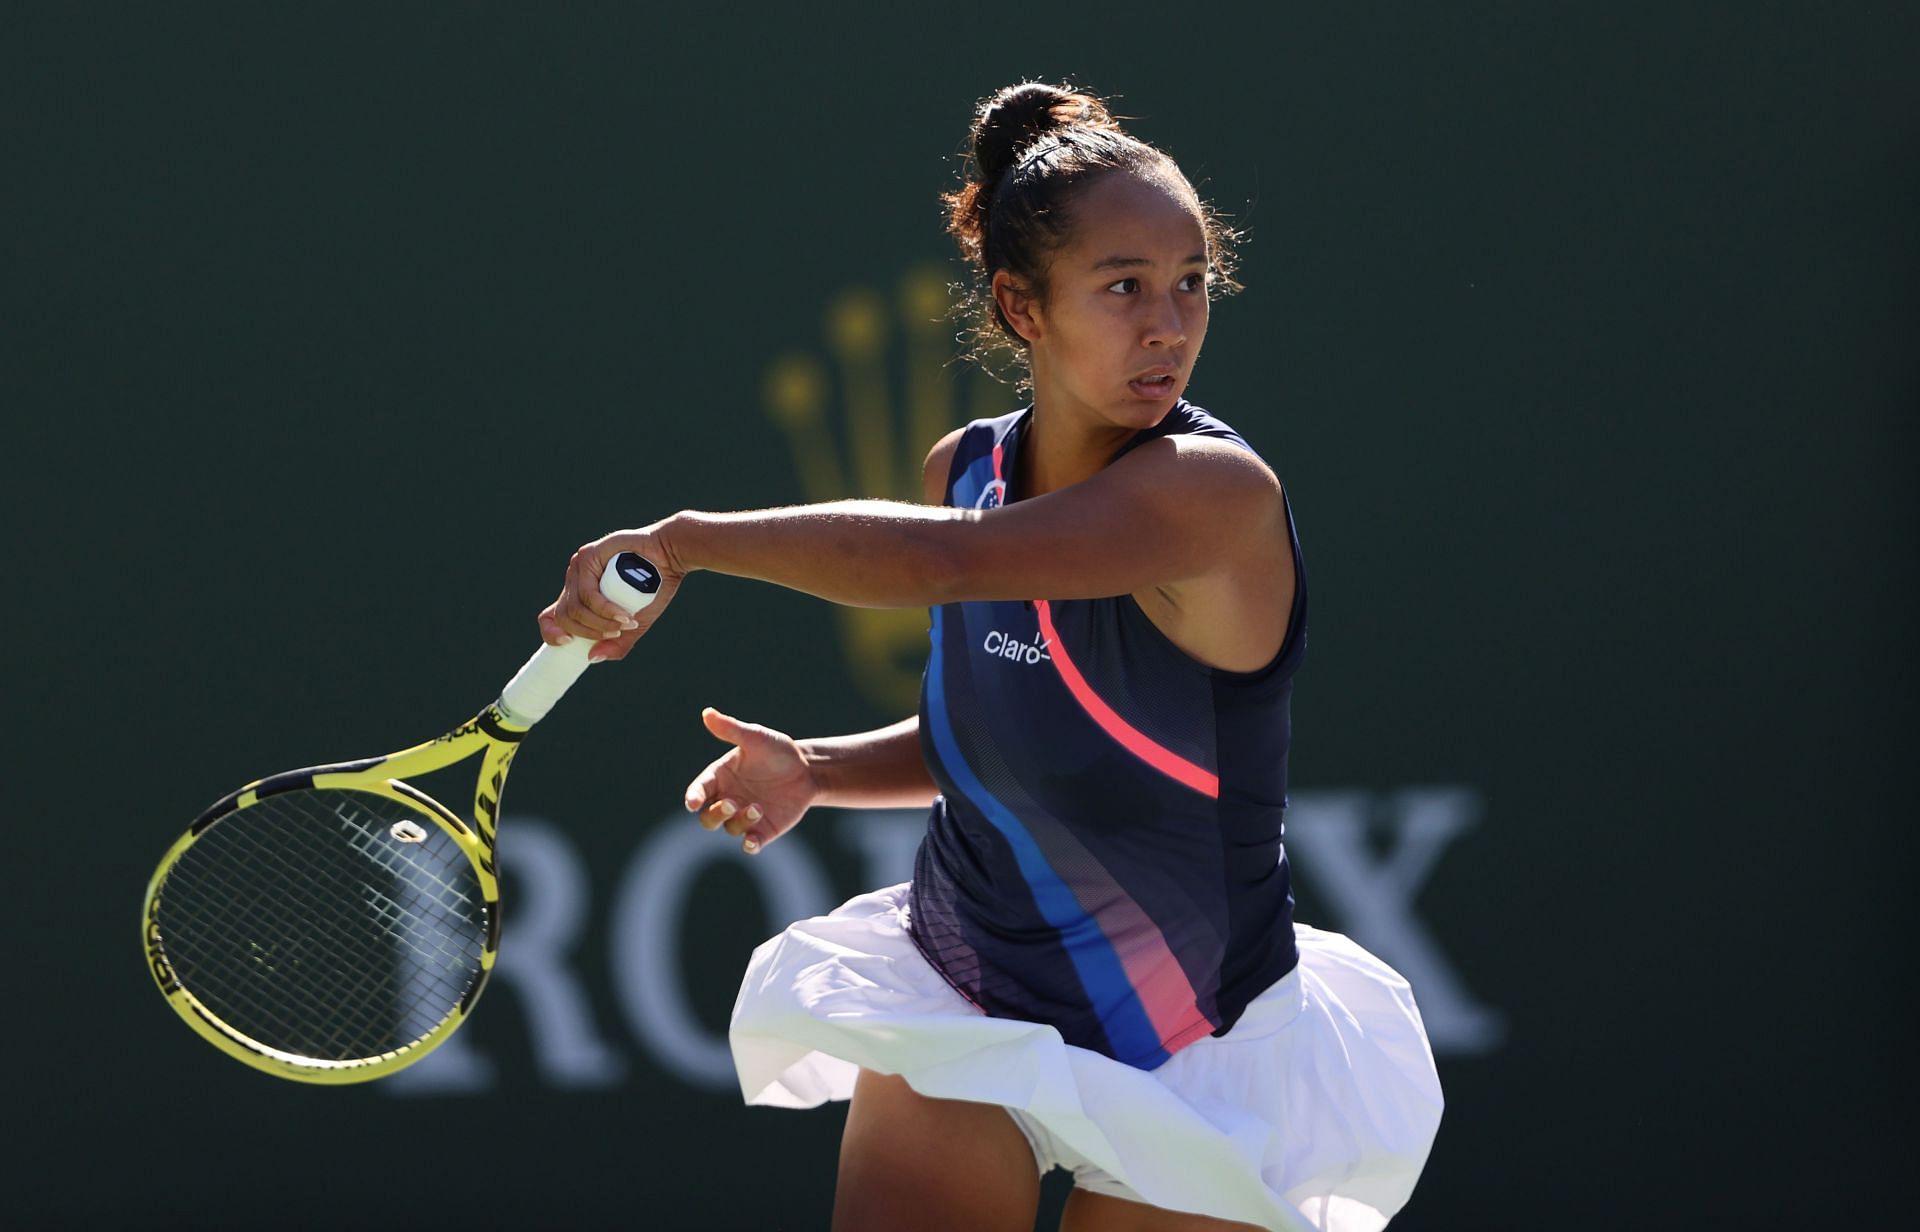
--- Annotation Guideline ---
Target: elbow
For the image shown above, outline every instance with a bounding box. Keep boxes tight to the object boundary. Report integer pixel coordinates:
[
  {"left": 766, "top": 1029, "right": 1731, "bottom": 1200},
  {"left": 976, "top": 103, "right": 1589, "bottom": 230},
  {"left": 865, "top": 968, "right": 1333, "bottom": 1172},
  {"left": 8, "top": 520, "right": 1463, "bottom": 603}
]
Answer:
[{"left": 913, "top": 513, "right": 981, "bottom": 606}]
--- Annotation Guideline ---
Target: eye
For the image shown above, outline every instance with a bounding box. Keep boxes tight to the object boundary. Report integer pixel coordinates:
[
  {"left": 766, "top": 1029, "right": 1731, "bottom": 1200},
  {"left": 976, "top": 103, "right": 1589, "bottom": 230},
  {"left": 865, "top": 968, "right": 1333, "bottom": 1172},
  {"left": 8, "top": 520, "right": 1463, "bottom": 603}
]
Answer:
[
  {"left": 1106, "top": 278, "right": 1139, "bottom": 294},
  {"left": 1178, "top": 272, "right": 1207, "bottom": 292}
]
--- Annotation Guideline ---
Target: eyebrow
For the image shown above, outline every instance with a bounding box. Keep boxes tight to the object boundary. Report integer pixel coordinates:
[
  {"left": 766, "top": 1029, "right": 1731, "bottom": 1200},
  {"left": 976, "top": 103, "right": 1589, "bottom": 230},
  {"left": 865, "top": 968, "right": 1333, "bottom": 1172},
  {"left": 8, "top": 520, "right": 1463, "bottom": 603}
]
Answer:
[{"left": 1091, "top": 253, "right": 1209, "bottom": 271}]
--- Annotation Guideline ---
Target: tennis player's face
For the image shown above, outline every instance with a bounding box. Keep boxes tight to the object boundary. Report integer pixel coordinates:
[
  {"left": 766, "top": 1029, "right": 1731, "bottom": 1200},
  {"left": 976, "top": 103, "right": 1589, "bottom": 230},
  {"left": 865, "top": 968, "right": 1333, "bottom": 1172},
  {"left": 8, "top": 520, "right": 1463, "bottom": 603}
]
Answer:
[{"left": 1026, "top": 172, "right": 1211, "bottom": 433}]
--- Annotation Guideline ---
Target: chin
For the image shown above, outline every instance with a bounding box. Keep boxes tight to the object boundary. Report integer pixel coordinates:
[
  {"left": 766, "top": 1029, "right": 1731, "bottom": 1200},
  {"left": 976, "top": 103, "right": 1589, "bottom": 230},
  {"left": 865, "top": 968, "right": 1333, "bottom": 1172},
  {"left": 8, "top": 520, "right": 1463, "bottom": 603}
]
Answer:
[
  {"left": 1117, "top": 388, "right": 1181, "bottom": 423},
  {"left": 1105, "top": 405, "right": 1173, "bottom": 436}
]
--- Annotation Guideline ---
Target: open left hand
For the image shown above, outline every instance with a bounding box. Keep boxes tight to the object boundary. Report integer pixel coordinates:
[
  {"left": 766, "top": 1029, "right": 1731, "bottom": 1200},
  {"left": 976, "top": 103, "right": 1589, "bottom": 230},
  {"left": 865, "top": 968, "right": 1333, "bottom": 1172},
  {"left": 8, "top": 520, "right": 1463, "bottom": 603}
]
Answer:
[{"left": 683, "top": 707, "right": 820, "bottom": 854}]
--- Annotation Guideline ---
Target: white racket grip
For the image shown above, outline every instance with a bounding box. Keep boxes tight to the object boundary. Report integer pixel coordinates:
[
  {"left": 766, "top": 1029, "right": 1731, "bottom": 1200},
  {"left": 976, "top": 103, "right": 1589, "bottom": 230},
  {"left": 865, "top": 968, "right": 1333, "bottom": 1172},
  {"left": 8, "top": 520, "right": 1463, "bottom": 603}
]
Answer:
[{"left": 497, "top": 551, "right": 662, "bottom": 727}]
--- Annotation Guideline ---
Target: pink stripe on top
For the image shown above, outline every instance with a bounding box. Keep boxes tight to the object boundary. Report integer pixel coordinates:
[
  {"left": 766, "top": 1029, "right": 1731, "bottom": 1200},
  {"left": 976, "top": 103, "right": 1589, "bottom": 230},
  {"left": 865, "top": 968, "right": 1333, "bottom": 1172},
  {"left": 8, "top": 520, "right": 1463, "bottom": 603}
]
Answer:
[
  {"left": 1032, "top": 599, "right": 1222, "bottom": 798},
  {"left": 1094, "top": 897, "right": 1218, "bottom": 1051}
]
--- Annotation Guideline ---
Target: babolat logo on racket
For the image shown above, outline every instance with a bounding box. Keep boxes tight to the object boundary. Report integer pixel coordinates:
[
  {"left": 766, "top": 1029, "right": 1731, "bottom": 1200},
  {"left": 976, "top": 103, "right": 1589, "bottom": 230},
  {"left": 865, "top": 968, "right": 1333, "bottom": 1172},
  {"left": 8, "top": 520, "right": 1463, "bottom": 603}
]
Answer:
[
  {"left": 145, "top": 895, "right": 179, "bottom": 994},
  {"left": 614, "top": 554, "right": 661, "bottom": 595},
  {"left": 436, "top": 716, "right": 486, "bottom": 745}
]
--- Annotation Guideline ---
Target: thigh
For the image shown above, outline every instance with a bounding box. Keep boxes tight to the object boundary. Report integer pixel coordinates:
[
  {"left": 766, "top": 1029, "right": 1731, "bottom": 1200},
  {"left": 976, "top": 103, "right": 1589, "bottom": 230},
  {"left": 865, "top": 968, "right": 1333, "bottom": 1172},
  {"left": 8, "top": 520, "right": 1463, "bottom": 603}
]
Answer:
[
  {"left": 833, "top": 1068, "right": 1041, "bottom": 1232},
  {"left": 1059, "top": 1188, "right": 1269, "bottom": 1232}
]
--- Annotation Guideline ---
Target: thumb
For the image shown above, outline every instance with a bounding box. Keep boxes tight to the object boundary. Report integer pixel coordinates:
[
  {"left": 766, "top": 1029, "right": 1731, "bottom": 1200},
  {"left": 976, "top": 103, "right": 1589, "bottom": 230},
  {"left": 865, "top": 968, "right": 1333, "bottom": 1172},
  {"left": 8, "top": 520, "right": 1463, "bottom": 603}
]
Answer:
[{"left": 701, "top": 706, "right": 757, "bottom": 747}]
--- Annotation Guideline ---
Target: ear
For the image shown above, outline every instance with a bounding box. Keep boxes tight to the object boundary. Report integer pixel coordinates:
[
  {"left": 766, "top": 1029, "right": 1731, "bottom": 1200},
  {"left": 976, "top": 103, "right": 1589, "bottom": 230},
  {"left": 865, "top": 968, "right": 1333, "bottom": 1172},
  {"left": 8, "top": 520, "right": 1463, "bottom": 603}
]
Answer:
[{"left": 991, "top": 269, "right": 1043, "bottom": 343}]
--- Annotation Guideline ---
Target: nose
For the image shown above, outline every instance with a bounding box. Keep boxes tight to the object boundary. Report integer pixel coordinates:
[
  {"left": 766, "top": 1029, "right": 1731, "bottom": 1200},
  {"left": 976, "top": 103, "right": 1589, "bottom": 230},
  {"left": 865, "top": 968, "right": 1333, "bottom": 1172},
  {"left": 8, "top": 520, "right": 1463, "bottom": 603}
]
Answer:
[{"left": 1142, "top": 292, "right": 1187, "bottom": 349}]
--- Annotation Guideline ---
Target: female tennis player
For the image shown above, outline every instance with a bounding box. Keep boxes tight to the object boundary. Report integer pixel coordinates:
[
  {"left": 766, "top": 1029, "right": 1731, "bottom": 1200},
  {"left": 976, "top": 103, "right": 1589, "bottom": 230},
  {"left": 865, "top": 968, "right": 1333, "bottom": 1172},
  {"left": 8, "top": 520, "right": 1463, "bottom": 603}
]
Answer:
[{"left": 542, "top": 83, "right": 1443, "bottom": 1232}]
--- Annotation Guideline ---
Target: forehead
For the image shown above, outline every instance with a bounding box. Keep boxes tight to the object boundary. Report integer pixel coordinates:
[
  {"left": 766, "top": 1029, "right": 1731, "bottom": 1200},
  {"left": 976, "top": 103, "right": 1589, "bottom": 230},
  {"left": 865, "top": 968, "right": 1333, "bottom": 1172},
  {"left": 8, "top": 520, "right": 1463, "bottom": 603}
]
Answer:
[{"left": 1061, "top": 171, "right": 1205, "bottom": 258}]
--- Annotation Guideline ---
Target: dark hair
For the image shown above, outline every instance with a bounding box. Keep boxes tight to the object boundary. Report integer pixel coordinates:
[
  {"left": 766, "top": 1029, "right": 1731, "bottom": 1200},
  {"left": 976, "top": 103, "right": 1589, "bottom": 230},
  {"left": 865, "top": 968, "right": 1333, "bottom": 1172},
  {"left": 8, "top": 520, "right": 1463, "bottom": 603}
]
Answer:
[{"left": 944, "top": 82, "right": 1241, "bottom": 377}]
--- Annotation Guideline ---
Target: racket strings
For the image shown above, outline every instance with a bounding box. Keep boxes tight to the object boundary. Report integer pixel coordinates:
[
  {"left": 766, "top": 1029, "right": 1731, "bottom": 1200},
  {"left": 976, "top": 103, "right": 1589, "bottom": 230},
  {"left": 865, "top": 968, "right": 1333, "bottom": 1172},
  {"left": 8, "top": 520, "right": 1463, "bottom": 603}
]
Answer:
[
  {"left": 154, "top": 789, "right": 489, "bottom": 1063},
  {"left": 165, "top": 803, "right": 469, "bottom": 1061},
  {"left": 198, "top": 811, "right": 476, "bottom": 1058},
  {"left": 228, "top": 795, "right": 485, "bottom": 1056},
  {"left": 171, "top": 795, "right": 483, "bottom": 1061}
]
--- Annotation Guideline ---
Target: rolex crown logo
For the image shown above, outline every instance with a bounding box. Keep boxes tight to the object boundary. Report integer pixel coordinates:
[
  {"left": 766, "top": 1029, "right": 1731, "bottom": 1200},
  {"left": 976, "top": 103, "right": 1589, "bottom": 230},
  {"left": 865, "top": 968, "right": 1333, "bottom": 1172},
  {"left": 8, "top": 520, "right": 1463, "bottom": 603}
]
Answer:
[{"left": 764, "top": 264, "right": 1006, "bottom": 711}]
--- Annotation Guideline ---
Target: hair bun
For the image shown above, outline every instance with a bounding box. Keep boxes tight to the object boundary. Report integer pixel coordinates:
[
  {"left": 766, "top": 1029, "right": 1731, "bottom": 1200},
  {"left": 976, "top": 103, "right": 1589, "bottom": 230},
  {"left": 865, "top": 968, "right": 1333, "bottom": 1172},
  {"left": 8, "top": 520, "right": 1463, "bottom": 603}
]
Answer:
[{"left": 972, "top": 82, "right": 1117, "bottom": 183}]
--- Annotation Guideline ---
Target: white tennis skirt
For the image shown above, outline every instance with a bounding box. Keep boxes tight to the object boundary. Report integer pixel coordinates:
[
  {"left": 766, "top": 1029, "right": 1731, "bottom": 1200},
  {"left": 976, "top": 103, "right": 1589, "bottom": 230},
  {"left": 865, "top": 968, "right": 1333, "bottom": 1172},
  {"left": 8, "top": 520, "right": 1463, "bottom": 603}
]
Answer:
[{"left": 729, "top": 884, "right": 1444, "bottom": 1231}]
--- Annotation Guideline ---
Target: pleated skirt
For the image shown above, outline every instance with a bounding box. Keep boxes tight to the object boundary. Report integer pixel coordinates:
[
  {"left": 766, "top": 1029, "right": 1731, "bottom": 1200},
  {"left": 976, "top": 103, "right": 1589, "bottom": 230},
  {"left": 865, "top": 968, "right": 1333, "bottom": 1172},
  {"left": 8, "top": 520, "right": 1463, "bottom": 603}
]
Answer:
[{"left": 730, "top": 884, "right": 1443, "bottom": 1231}]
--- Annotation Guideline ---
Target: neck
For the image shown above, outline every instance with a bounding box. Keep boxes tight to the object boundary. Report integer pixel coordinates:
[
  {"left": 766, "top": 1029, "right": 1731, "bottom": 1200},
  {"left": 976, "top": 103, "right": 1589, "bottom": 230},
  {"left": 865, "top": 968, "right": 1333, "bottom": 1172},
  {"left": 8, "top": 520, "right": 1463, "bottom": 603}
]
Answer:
[{"left": 1017, "top": 395, "right": 1141, "bottom": 499}]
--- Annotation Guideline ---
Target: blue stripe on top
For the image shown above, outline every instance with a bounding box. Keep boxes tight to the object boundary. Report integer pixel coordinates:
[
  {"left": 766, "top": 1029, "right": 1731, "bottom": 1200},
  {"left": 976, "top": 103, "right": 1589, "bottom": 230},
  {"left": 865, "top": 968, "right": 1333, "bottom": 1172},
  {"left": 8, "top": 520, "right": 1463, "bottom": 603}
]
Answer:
[
  {"left": 951, "top": 453, "right": 996, "bottom": 508},
  {"left": 922, "top": 604, "right": 1170, "bottom": 1068}
]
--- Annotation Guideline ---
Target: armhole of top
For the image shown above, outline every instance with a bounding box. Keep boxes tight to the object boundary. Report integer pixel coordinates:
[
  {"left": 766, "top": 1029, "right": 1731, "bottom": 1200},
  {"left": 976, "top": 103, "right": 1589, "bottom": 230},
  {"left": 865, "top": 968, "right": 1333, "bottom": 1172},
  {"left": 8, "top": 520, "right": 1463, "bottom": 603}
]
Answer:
[
  {"left": 938, "top": 426, "right": 975, "bottom": 507},
  {"left": 1131, "top": 482, "right": 1306, "bottom": 686},
  {"left": 1268, "top": 486, "right": 1308, "bottom": 675}
]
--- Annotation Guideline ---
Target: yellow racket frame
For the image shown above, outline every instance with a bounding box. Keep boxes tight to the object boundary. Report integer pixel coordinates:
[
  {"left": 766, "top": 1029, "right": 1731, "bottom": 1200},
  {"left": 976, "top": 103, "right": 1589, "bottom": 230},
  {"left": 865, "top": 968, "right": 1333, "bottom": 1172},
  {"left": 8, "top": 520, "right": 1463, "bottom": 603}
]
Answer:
[{"left": 141, "top": 705, "right": 528, "bottom": 1084}]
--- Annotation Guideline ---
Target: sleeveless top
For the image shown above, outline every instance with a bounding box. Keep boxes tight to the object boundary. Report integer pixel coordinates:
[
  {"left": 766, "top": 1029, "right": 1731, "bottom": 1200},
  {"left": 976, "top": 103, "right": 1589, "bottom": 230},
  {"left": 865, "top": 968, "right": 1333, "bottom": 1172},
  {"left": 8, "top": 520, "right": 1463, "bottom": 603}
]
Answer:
[{"left": 907, "top": 400, "right": 1308, "bottom": 1071}]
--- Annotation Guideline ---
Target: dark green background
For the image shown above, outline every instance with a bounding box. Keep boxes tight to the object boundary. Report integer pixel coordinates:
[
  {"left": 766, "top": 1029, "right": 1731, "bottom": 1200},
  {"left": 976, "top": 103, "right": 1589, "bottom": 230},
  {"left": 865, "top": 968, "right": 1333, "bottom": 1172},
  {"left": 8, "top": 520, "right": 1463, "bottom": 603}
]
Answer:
[{"left": 7, "top": 4, "right": 1912, "bottom": 1228}]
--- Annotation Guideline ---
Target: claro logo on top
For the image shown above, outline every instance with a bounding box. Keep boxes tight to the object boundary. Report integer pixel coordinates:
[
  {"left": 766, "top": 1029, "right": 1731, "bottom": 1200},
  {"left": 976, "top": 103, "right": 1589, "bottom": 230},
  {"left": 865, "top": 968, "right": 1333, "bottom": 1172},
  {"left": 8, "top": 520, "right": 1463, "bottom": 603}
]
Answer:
[{"left": 984, "top": 629, "right": 1051, "bottom": 665}]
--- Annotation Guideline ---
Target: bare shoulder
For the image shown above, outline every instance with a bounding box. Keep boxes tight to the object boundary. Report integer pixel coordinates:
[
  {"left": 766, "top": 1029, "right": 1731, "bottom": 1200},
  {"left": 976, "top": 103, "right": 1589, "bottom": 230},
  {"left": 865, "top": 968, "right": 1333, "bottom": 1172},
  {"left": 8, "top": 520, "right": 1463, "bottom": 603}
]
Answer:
[
  {"left": 922, "top": 428, "right": 966, "bottom": 504},
  {"left": 1176, "top": 433, "right": 1281, "bottom": 490},
  {"left": 1110, "top": 434, "right": 1284, "bottom": 531},
  {"left": 1117, "top": 435, "right": 1294, "bottom": 671}
]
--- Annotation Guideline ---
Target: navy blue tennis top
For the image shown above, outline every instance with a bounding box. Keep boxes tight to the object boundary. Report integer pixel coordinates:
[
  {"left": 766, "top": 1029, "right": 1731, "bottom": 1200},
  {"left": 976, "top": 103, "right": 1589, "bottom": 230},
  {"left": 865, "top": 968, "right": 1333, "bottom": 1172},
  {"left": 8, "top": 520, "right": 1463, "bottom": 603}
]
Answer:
[{"left": 908, "top": 400, "right": 1307, "bottom": 1071}]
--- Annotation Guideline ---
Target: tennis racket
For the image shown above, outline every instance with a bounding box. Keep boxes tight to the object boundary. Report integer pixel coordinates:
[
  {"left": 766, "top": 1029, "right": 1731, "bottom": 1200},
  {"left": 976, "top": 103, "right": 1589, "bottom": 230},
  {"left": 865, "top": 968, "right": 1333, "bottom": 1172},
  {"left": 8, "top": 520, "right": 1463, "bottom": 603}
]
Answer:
[{"left": 141, "top": 551, "right": 661, "bottom": 1084}]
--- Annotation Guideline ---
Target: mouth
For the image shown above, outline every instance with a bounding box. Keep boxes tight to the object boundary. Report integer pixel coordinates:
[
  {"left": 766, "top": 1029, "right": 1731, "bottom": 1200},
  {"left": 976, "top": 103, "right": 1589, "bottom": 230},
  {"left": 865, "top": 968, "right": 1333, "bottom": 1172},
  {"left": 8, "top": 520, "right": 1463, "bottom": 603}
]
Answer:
[{"left": 1127, "top": 367, "right": 1180, "bottom": 398}]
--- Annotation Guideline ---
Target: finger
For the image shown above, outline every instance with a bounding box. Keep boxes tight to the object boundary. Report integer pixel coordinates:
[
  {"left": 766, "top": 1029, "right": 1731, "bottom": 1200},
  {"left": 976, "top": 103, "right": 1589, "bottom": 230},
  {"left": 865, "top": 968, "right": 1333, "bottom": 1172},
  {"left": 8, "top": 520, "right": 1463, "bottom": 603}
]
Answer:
[
  {"left": 684, "top": 758, "right": 726, "bottom": 813},
  {"left": 571, "top": 547, "right": 642, "bottom": 627},
  {"left": 580, "top": 580, "right": 635, "bottom": 626},
  {"left": 552, "top": 596, "right": 625, "bottom": 641},
  {"left": 742, "top": 811, "right": 774, "bottom": 855},
  {"left": 700, "top": 798, "right": 739, "bottom": 832},
  {"left": 558, "top": 552, "right": 638, "bottom": 634},
  {"left": 723, "top": 802, "right": 763, "bottom": 839},
  {"left": 538, "top": 605, "right": 571, "bottom": 647}
]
